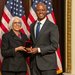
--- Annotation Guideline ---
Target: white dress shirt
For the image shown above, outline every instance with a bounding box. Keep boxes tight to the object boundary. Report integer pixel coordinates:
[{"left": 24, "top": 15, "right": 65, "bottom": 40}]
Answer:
[
  {"left": 34, "top": 17, "right": 47, "bottom": 38},
  {"left": 34, "top": 17, "right": 47, "bottom": 53}
]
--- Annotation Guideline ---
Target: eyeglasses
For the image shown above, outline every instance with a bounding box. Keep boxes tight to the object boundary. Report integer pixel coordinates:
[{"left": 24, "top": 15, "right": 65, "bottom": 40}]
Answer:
[{"left": 13, "top": 22, "right": 22, "bottom": 26}]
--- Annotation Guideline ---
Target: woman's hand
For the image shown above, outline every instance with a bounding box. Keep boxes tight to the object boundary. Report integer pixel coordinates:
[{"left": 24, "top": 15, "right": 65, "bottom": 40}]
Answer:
[{"left": 15, "top": 46, "right": 26, "bottom": 52}]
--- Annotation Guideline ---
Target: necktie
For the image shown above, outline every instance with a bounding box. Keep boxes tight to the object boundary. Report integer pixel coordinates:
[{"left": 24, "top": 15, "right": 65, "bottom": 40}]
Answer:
[{"left": 36, "top": 22, "right": 41, "bottom": 38}]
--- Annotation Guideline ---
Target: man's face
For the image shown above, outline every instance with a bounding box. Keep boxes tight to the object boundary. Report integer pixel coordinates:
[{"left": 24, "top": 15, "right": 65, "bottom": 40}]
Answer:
[
  {"left": 12, "top": 18, "right": 22, "bottom": 31},
  {"left": 36, "top": 4, "right": 47, "bottom": 21}
]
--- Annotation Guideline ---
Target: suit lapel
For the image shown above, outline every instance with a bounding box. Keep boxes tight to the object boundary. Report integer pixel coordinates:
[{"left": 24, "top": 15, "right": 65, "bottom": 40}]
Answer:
[
  {"left": 31, "top": 22, "right": 36, "bottom": 43},
  {"left": 36, "top": 19, "right": 48, "bottom": 42},
  {"left": 10, "top": 30, "right": 23, "bottom": 42},
  {"left": 31, "top": 20, "right": 49, "bottom": 43}
]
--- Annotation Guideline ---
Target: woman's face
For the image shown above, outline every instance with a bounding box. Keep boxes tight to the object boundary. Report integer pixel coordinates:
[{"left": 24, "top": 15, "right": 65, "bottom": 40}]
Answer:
[{"left": 12, "top": 18, "right": 22, "bottom": 32}]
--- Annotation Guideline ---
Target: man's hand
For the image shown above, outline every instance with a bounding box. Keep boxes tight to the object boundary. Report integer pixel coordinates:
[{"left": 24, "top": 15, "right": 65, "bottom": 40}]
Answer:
[
  {"left": 26, "top": 47, "right": 38, "bottom": 54},
  {"left": 25, "top": 47, "right": 32, "bottom": 53},
  {"left": 31, "top": 48, "right": 38, "bottom": 54}
]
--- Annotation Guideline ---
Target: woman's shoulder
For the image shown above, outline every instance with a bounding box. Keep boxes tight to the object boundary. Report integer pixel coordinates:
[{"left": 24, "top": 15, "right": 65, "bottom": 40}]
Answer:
[{"left": 2, "top": 30, "right": 12, "bottom": 38}]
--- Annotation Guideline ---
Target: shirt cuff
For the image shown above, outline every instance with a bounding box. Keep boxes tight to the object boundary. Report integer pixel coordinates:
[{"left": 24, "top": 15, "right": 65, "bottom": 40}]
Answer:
[{"left": 38, "top": 48, "right": 41, "bottom": 53}]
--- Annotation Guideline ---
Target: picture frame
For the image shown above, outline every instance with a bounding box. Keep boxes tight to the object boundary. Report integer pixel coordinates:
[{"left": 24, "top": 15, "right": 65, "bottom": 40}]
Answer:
[{"left": 65, "top": 0, "right": 71, "bottom": 73}]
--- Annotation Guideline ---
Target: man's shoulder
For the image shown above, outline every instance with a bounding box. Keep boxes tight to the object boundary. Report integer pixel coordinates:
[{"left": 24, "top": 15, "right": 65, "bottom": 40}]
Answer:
[
  {"left": 45, "top": 19, "right": 58, "bottom": 29},
  {"left": 30, "top": 21, "right": 36, "bottom": 27},
  {"left": 46, "top": 19, "right": 54, "bottom": 25}
]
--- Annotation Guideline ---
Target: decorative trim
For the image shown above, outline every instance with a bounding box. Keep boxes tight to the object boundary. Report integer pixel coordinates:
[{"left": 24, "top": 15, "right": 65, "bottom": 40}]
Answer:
[{"left": 65, "top": 0, "right": 71, "bottom": 73}]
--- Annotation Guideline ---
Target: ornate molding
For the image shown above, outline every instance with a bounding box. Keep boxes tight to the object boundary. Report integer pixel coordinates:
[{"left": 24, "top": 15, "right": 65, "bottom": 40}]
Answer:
[{"left": 65, "top": 0, "right": 71, "bottom": 73}]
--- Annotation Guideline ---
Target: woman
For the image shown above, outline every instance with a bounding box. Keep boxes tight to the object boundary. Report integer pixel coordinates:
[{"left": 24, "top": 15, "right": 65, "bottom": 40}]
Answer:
[{"left": 1, "top": 16, "right": 29, "bottom": 75}]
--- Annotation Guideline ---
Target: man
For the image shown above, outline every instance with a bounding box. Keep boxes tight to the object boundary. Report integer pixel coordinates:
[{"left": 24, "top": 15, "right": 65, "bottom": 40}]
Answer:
[{"left": 26, "top": 3, "right": 59, "bottom": 75}]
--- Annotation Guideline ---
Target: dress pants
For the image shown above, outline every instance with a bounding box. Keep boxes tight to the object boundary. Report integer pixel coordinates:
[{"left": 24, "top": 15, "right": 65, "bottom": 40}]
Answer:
[{"left": 30, "top": 59, "right": 57, "bottom": 75}]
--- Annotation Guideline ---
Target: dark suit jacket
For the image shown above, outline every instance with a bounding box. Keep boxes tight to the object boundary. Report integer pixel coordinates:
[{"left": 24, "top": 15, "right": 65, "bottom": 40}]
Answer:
[
  {"left": 1, "top": 30, "right": 28, "bottom": 72},
  {"left": 30, "top": 19, "right": 59, "bottom": 70}
]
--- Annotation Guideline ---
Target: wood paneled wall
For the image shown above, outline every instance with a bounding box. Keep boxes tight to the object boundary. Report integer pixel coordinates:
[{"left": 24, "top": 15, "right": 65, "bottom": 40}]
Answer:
[
  {"left": 52, "top": 0, "right": 65, "bottom": 72},
  {"left": 0, "top": 0, "right": 6, "bottom": 22}
]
